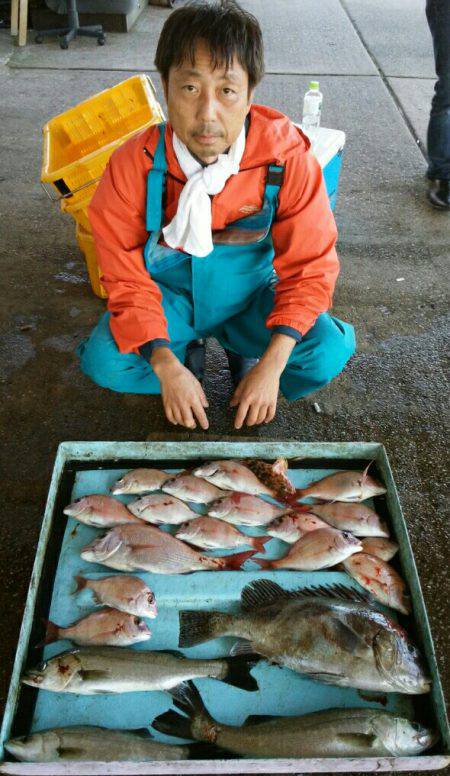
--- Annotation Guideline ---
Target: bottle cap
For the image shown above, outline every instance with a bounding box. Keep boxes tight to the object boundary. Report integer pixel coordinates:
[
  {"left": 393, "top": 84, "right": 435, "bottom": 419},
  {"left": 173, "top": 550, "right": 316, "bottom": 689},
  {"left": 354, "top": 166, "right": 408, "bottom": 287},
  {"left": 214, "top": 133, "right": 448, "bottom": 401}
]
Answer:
[{"left": 309, "top": 81, "right": 320, "bottom": 90}]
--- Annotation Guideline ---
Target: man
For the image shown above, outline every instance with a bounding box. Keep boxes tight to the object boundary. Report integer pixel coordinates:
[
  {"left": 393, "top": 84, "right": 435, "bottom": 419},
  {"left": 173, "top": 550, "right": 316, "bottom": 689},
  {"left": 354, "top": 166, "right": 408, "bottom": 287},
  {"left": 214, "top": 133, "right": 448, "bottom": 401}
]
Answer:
[
  {"left": 78, "top": 0, "right": 355, "bottom": 430},
  {"left": 425, "top": 0, "right": 450, "bottom": 210}
]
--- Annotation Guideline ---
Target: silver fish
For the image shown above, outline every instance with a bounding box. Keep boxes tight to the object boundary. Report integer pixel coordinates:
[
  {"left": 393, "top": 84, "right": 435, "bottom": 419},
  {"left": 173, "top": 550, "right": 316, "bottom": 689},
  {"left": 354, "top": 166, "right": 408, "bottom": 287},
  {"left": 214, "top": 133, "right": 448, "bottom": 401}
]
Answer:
[
  {"left": 127, "top": 493, "right": 199, "bottom": 525},
  {"left": 208, "top": 492, "right": 287, "bottom": 526},
  {"left": 111, "top": 468, "right": 170, "bottom": 495},
  {"left": 193, "top": 460, "right": 276, "bottom": 497},
  {"left": 81, "top": 524, "right": 255, "bottom": 574},
  {"left": 162, "top": 473, "right": 226, "bottom": 504},
  {"left": 178, "top": 580, "right": 430, "bottom": 694},
  {"left": 308, "top": 502, "right": 389, "bottom": 537},
  {"left": 175, "top": 517, "right": 269, "bottom": 553},
  {"left": 267, "top": 511, "right": 329, "bottom": 543},
  {"left": 360, "top": 537, "right": 399, "bottom": 561},
  {"left": 343, "top": 553, "right": 411, "bottom": 614},
  {"left": 74, "top": 575, "right": 157, "bottom": 618},
  {"left": 39, "top": 608, "right": 151, "bottom": 647},
  {"left": 153, "top": 681, "right": 436, "bottom": 758},
  {"left": 297, "top": 464, "right": 386, "bottom": 502},
  {"left": 22, "top": 646, "right": 258, "bottom": 694},
  {"left": 63, "top": 494, "right": 142, "bottom": 528},
  {"left": 4, "top": 725, "right": 190, "bottom": 762},
  {"left": 256, "top": 527, "right": 362, "bottom": 570}
]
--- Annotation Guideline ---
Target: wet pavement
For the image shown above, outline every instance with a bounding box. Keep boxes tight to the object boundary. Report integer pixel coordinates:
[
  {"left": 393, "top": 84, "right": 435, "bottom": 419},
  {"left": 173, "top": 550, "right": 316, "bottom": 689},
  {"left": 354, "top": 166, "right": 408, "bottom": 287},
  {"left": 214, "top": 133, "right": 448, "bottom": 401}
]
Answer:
[{"left": 0, "top": 0, "right": 449, "bottom": 772}]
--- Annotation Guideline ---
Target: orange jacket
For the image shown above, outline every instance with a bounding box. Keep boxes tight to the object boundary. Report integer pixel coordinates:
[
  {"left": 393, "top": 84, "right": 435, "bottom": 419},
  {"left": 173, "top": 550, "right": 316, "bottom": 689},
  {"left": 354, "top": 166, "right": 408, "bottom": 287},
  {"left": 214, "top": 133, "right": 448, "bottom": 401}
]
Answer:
[{"left": 88, "top": 103, "right": 340, "bottom": 355}]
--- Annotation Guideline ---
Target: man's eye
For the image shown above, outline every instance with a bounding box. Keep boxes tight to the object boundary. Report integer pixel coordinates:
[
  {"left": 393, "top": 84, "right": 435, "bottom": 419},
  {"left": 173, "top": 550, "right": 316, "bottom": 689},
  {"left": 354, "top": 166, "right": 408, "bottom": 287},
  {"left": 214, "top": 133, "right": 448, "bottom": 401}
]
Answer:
[
  {"left": 223, "top": 88, "right": 236, "bottom": 95},
  {"left": 183, "top": 85, "right": 196, "bottom": 92}
]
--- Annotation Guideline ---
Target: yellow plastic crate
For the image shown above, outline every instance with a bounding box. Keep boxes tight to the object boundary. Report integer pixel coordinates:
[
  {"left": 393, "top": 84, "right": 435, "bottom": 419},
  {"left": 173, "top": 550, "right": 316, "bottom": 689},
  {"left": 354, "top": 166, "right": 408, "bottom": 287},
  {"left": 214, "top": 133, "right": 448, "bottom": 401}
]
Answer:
[
  {"left": 75, "top": 224, "right": 107, "bottom": 299},
  {"left": 61, "top": 190, "right": 92, "bottom": 232},
  {"left": 41, "top": 74, "right": 165, "bottom": 202}
]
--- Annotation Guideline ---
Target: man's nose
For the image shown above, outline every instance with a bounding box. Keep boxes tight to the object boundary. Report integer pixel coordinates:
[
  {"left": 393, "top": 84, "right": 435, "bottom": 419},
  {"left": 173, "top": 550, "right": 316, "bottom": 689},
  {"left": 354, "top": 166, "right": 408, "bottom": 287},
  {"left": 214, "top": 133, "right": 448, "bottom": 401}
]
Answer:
[{"left": 196, "top": 91, "right": 218, "bottom": 123}]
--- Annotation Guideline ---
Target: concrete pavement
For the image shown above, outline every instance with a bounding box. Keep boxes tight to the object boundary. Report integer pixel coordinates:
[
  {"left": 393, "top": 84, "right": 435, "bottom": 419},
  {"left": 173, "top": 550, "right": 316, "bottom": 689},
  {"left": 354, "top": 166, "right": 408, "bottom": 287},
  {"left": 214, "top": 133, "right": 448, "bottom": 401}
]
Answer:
[{"left": 0, "top": 0, "right": 448, "bottom": 771}]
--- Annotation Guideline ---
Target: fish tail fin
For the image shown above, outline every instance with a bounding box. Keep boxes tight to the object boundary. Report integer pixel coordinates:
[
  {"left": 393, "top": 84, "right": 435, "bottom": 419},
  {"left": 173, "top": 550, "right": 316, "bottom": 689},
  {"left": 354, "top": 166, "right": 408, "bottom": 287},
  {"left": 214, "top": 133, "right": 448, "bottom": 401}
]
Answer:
[
  {"left": 179, "top": 610, "right": 216, "bottom": 648},
  {"left": 152, "top": 709, "right": 194, "bottom": 739},
  {"left": 35, "top": 619, "right": 60, "bottom": 648},
  {"left": 74, "top": 575, "right": 87, "bottom": 594},
  {"left": 222, "top": 550, "right": 255, "bottom": 570},
  {"left": 153, "top": 681, "right": 215, "bottom": 742},
  {"left": 223, "top": 656, "right": 259, "bottom": 691},
  {"left": 250, "top": 536, "right": 270, "bottom": 554},
  {"left": 250, "top": 557, "right": 273, "bottom": 569}
]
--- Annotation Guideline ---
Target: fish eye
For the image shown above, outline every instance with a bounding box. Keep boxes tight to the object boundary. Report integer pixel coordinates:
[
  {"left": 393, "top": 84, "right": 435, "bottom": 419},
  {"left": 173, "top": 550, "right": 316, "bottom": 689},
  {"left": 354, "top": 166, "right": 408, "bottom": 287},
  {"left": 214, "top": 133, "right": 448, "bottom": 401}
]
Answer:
[
  {"left": 147, "top": 593, "right": 155, "bottom": 603},
  {"left": 411, "top": 722, "right": 422, "bottom": 731}
]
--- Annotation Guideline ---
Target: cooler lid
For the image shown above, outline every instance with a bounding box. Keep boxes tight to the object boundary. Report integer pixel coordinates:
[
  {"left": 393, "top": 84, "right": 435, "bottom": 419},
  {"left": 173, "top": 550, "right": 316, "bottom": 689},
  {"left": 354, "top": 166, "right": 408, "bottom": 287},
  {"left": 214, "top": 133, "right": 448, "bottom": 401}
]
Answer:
[{"left": 294, "top": 124, "right": 346, "bottom": 168}]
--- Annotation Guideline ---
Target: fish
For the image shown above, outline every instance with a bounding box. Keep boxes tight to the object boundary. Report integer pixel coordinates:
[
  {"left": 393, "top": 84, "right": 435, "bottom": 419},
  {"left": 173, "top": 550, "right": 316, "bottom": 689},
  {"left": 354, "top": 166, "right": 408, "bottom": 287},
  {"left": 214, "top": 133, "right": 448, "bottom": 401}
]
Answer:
[
  {"left": 178, "top": 579, "right": 431, "bottom": 694},
  {"left": 153, "top": 681, "right": 437, "bottom": 758},
  {"left": 175, "top": 517, "right": 269, "bottom": 553},
  {"left": 360, "top": 537, "right": 399, "bottom": 561},
  {"left": 308, "top": 502, "right": 389, "bottom": 537},
  {"left": 256, "top": 527, "right": 362, "bottom": 570},
  {"left": 74, "top": 575, "right": 158, "bottom": 618},
  {"left": 4, "top": 725, "right": 192, "bottom": 762},
  {"left": 208, "top": 492, "right": 288, "bottom": 526},
  {"left": 38, "top": 608, "right": 151, "bottom": 647},
  {"left": 63, "top": 495, "right": 142, "bottom": 528},
  {"left": 111, "top": 468, "right": 170, "bottom": 495},
  {"left": 162, "top": 473, "right": 226, "bottom": 504},
  {"left": 193, "top": 460, "right": 276, "bottom": 497},
  {"left": 266, "top": 511, "right": 329, "bottom": 543},
  {"left": 22, "top": 646, "right": 258, "bottom": 694},
  {"left": 127, "top": 493, "right": 199, "bottom": 525},
  {"left": 296, "top": 464, "right": 387, "bottom": 503},
  {"left": 81, "top": 524, "right": 255, "bottom": 574},
  {"left": 343, "top": 553, "right": 411, "bottom": 614},
  {"left": 243, "top": 458, "right": 296, "bottom": 499}
]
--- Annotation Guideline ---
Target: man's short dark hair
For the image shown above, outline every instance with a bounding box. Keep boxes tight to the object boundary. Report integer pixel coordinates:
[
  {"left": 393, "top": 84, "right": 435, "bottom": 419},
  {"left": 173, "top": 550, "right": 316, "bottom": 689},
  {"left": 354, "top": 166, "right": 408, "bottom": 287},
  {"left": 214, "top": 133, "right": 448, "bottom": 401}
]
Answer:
[{"left": 155, "top": 0, "right": 264, "bottom": 95}]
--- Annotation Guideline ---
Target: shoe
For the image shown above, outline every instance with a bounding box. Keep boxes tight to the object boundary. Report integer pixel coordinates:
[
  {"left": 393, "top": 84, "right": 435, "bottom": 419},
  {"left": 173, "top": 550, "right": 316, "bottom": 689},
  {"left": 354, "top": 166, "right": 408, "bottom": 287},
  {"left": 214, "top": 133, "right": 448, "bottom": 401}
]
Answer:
[
  {"left": 427, "top": 179, "right": 450, "bottom": 210},
  {"left": 184, "top": 339, "right": 206, "bottom": 383},
  {"left": 225, "top": 349, "right": 259, "bottom": 388}
]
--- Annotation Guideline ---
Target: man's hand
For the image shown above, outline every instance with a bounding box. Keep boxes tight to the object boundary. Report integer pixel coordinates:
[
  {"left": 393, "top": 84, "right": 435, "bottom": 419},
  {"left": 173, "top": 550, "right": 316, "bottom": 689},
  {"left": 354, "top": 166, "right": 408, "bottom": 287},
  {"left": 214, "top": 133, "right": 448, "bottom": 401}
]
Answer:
[
  {"left": 151, "top": 348, "right": 209, "bottom": 430},
  {"left": 230, "top": 333, "right": 297, "bottom": 429}
]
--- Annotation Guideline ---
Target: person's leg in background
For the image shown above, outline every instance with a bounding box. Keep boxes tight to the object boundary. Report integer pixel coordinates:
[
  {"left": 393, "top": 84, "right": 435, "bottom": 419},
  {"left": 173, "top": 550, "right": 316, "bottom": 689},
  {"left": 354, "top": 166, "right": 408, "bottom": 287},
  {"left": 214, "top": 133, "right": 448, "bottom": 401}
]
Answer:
[
  {"left": 426, "top": 0, "right": 450, "bottom": 210},
  {"left": 216, "top": 284, "right": 356, "bottom": 402}
]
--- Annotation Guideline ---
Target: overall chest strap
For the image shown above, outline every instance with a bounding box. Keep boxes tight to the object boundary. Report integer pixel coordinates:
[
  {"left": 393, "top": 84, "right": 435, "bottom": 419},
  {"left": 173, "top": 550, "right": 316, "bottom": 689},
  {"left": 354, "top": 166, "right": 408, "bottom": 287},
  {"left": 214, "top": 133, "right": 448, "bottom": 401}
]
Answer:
[
  {"left": 264, "top": 163, "right": 284, "bottom": 211},
  {"left": 146, "top": 122, "right": 167, "bottom": 233}
]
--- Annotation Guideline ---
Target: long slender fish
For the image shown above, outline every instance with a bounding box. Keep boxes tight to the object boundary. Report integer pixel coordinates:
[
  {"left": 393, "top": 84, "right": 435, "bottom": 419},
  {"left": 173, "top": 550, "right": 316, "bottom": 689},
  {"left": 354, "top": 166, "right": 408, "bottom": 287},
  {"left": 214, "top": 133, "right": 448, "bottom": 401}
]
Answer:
[
  {"left": 127, "top": 493, "right": 199, "bottom": 525},
  {"left": 296, "top": 465, "right": 386, "bottom": 503},
  {"left": 178, "top": 580, "right": 430, "bottom": 694},
  {"left": 111, "top": 468, "right": 170, "bottom": 495},
  {"left": 63, "top": 495, "right": 142, "bottom": 528},
  {"left": 22, "top": 646, "right": 258, "bottom": 694},
  {"left": 267, "top": 511, "right": 329, "bottom": 543},
  {"left": 208, "top": 492, "right": 288, "bottom": 526},
  {"left": 256, "top": 527, "right": 362, "bottom": 570},
  {"left": 81, "top": 524, "right": 255, "bottom": 574},
  {"left": 5, "top": 726, "right": 191, "bottom": 762},
  {"left": 308, "top": 502, "right": 389, "bottom": 537},
  {"left": 360, "top": 537, "right": 399, "bottom": 561},
  {"left": 74, "top": 575, "right": 158, "bottom": 618},
  {"left": 153, "top": 681, "right": 436, "bottom": 758},
  {"left": 343, "top": 553, "right": 411, "bottom": 614},
  {"left": 193, "top": 460, "right": 276, "bottom": 497},
  {"left": 162, "top": 474, "right": 226, "bottom": 504},
  {"left": 175, "top": 517, "right": 269, "bottom": 553},
  {"left": 39, "top": 608, "right": 151, "bottom": 647}
]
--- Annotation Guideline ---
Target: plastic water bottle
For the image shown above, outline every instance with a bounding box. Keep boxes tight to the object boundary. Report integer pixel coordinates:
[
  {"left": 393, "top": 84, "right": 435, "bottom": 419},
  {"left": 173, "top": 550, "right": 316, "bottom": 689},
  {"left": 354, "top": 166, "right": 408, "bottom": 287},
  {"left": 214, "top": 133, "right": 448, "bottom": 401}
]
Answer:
[{"left": 302, "top": 81, "right": 322, "bottom": 131}]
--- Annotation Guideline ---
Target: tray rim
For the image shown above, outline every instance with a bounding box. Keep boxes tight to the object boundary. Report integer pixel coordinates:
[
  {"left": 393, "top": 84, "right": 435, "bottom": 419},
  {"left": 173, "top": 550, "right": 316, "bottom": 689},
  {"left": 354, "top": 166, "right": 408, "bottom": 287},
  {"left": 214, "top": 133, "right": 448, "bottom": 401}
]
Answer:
[{"left": 1, "top": 440, "right": 449, "bottom": 775}]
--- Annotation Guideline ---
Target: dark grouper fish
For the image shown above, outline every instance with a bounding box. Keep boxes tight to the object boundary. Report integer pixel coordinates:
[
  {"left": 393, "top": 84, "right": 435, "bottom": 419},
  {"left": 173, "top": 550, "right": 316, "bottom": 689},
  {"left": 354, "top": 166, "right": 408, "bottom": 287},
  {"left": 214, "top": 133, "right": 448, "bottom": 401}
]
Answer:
[
  {"left": 152, "top": 681, "right": 437, "bottom": 758},
  {"left": 178, "top": 580, "right": 431, "bottom": 695}
]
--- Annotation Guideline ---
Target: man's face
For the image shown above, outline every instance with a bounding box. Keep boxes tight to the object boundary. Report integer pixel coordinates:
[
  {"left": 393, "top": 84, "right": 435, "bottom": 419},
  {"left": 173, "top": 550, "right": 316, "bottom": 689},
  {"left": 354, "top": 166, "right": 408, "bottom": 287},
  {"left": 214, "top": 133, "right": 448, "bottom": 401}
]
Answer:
[{"left": 163, "top": 40, "right": 253, "bottom": 164}]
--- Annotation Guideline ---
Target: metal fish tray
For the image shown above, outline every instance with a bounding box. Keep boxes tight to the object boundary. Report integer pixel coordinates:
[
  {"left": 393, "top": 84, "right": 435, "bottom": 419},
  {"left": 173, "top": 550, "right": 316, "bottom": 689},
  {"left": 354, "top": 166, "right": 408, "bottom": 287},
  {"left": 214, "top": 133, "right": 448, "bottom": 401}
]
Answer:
[{"left": 0, "top": 441, "right": 449, "bottom": 774}]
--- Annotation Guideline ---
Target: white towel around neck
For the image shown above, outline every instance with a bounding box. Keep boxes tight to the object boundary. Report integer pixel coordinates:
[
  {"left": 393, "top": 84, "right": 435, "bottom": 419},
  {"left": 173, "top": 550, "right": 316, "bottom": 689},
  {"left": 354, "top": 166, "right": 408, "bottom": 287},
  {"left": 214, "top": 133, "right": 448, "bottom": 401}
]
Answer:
[{"left": 162, "top": 125, "right": 246, "bottom": 258}]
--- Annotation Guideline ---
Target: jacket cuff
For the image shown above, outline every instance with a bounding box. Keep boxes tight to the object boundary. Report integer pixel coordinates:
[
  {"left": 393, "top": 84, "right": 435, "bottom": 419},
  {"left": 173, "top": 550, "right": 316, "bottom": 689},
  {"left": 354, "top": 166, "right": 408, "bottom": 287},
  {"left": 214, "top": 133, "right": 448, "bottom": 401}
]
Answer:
[
  {"left": 139, "top": 339, "right": 171, "bottom": 361},
  {"left": 271, "top": 325, "right": 302, "bottom": 343}
]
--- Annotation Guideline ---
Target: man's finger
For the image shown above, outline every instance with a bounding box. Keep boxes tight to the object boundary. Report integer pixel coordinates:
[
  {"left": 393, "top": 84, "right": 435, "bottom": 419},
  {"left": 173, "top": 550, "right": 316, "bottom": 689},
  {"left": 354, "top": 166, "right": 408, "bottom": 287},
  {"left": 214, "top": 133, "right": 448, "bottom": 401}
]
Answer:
[
  {"left": 193, "top": 398, "right": 209, "bottom": 430},
  {"left": 181, "top": 405, "right": 196, "bottom": 429},
  {"left": 245, "top": 402, "right": 261, "bottom": 427},
  {"left": 198, "top": 386, "right": 209, "bottom": 407},
  {"left": 229, "top": 385, "right": 243, "bottom": 407},
  {"left": 265, "top": 405, "right": 276, "bottom": 423},
  {"left": 172, "top": 407, "right": 183, "bottom": 425},
  {"left": 165, "top": 406, "right": 177, "bottom": 425},
  {"left": 234, "top": 399, "right": 250, "bottom": 429},
  {"left": 256, "top": 405, "right": 268, "bottom": 425}
]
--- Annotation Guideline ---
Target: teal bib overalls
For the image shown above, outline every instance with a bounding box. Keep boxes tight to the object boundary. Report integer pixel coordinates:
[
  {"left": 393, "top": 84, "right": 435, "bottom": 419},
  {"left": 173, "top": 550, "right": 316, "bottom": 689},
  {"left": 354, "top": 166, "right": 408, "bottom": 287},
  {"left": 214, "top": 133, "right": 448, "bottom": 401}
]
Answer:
[{"left": 78, "top": 123, "right": 355, "bottom": 399}]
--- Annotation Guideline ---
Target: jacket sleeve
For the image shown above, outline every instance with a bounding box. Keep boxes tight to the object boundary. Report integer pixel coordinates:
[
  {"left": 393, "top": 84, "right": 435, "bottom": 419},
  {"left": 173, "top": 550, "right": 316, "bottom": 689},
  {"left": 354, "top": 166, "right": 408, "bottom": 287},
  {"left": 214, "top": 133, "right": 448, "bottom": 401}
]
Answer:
[
  {"left": 266, "top": 147, "right": 340, "bottom": 337},
  {"left": 88, "top": 138, "right": 169, "bottom": 355}
]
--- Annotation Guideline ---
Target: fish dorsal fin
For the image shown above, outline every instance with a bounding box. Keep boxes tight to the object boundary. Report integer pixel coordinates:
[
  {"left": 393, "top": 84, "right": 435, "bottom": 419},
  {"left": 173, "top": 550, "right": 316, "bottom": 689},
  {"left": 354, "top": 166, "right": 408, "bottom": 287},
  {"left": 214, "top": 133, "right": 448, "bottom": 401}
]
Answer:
[
  {"left": 131, "top": 728, "right": 154, "bottom": 739},
  {"left": 243, "top": 714, "right": 278, "bottom": 726},
  {"left": 240, "top": 579, "right": 372, "bottom": 611}
]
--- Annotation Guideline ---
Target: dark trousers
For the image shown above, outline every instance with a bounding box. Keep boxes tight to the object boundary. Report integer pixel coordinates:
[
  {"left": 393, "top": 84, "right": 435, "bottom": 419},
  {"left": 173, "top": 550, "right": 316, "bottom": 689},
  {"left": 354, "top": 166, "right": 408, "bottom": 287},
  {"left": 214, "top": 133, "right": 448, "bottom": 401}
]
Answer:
[{"left": 426, "top": 0, "right": 450, "bottom": 180}]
